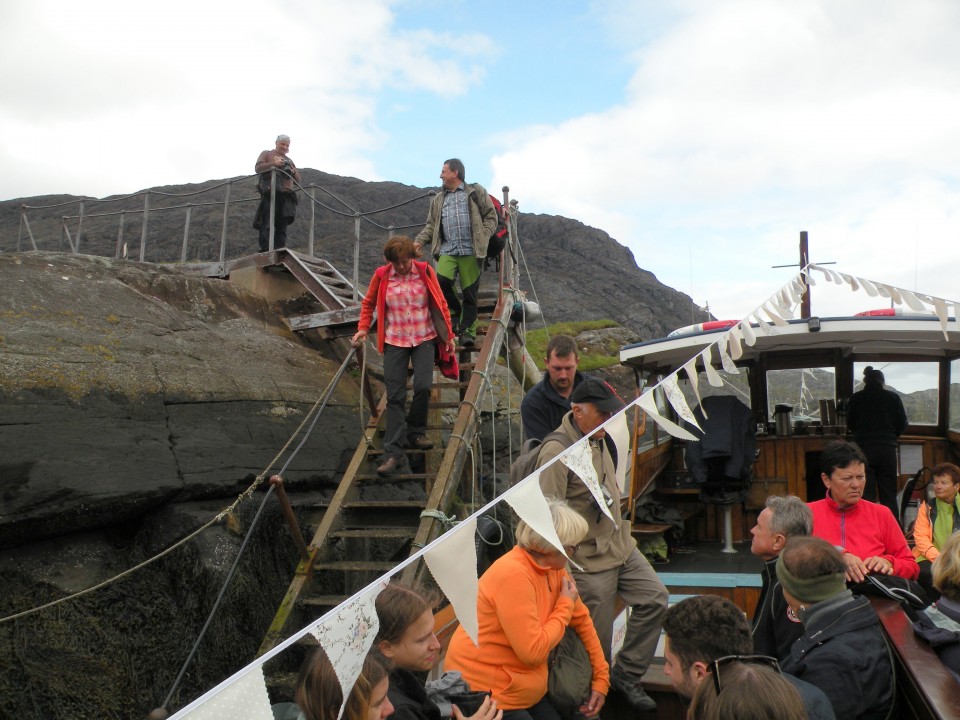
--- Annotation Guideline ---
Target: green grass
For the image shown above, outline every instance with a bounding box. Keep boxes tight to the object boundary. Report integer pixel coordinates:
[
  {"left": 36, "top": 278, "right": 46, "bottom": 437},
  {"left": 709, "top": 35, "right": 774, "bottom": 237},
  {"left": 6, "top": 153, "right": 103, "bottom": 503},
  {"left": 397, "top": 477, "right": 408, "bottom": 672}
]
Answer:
[{"left": 525, "top": 319, "right": 621, "bottom": 371}]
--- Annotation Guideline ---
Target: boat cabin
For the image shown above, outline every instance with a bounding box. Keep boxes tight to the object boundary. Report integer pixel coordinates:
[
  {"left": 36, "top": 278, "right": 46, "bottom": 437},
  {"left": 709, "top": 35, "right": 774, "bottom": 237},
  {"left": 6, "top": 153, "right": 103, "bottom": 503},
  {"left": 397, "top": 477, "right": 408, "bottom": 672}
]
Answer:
[{"left": 621, "top": 311, "right": 960, "bottom": 547}]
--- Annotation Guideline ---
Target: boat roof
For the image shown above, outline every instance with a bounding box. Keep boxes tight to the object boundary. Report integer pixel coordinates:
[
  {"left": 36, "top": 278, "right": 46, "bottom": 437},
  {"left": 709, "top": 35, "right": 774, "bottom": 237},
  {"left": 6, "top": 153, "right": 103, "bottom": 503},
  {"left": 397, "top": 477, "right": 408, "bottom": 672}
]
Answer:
[{"left": 620, "top": 315, "right": 960, "bottom": 372}]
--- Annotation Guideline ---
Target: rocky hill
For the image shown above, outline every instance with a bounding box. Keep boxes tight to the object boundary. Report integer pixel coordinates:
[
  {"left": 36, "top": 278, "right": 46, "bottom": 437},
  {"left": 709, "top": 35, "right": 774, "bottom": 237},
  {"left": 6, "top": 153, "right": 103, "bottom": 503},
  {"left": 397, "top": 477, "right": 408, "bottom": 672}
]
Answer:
[{"left": 0, "top": 168, "right": 709, "bottom": 339}]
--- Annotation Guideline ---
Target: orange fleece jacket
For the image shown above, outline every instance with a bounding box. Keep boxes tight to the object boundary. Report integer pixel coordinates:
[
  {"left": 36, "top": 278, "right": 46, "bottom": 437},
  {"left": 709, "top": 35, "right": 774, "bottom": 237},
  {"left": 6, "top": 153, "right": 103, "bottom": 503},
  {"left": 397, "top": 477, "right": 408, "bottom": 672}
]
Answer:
[{"left": 444, "top": 546, "right": 610, "bottom": 710}]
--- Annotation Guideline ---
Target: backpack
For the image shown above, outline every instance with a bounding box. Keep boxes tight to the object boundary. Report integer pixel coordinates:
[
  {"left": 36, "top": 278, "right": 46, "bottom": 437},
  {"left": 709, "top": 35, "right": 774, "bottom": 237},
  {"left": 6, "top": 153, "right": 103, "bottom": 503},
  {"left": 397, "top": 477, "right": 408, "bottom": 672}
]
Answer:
[
  {"left": 546, "top": 626, "right": 593, "bottom": 719},
  {"left": 509, "top": 431, "right": 570, "bottom": 487},
  {"left": 483, "top": 195, "right": 509, "bottom": 270}
]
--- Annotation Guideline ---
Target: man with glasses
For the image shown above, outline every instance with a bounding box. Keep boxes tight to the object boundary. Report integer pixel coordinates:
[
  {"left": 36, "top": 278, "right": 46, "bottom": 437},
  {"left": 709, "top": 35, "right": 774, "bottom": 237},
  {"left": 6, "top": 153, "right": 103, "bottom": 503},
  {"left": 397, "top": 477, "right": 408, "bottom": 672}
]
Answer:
[
  {"left": 537, "top": 377, "right": 667, "bottom": 713},
  {"left": 661, "top": 595, "right": 835, "bottom": 719}
]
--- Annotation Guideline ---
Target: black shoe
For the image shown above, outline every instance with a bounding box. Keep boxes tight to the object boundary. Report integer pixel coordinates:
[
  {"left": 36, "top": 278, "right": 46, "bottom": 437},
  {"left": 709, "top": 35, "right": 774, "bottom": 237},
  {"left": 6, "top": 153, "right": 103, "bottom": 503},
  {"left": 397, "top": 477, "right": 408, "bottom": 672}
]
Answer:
[
  {"left": 408, "top": 435, "right": 434, "bottom": 450},
  {"left": 459, "top": 332, "right": 475, "bottom": 348},
  {"left": 376, "top": 456, "right": 402, "bottom": 476},
  {"left": 609, "top": 664, "right": 656, "bottom": 712}
]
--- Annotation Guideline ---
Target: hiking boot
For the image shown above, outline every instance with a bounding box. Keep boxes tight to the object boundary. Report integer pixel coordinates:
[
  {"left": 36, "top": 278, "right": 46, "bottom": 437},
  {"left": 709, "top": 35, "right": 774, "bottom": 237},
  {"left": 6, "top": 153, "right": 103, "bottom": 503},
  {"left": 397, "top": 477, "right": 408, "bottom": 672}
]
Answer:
[
  {"left": 459, "top": 332, "right": 475, "bottom": 348},
  {"left": 408, "top": 434, "right": 434, "bottom": 450},
  {"left": 376, "top": 455, "right": 402, "bottom": 476},
  {"left": 609, "top": 664, "right": 656, "bottom": 712}
]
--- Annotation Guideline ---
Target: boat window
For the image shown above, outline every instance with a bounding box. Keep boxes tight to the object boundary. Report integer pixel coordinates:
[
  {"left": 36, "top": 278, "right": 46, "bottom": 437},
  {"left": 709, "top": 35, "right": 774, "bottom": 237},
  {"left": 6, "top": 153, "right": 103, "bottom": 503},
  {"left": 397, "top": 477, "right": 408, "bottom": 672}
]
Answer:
[
  {"left": 679, "top": 370, "right": 751, "bottom": 413},
  {"left": 951, "top": 358, "right": 960, "bottom": 432},
  {"left": 765, "top": 368, "right": 836, "bottom": 427},
  {"left": 853, "top": 361, "right": 939, "bottom": 427}
]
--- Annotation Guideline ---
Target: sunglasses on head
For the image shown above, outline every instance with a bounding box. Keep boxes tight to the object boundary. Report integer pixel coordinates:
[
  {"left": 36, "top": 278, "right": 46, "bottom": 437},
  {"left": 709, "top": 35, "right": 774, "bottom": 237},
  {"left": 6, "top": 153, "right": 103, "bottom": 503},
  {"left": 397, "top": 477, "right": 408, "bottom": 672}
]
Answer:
[{"left": 709, "top": 654, "right": 781, "bottom": 694}]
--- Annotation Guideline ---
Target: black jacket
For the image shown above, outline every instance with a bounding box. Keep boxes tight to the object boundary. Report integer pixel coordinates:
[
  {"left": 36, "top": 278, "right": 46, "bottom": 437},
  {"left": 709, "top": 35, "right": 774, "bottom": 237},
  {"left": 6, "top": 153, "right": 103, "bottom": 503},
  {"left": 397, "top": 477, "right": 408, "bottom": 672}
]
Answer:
[
  {"left": 753, "top": 556, "right": 805, "bottom": 662},
  {"left": 387, "top": 668, "right": 442, "bottom": 720},
  {"left": 782, "top": 593, "right": 894, "bottom": 720},
  {"left": 520, "top": 371, "right": 586, "bottom": 442},
  {"left": 912, "top": 596, "right": 960, "bottom": 682},
  {"left": 847, "top": 386, "right": 907, "bottom": 447}
]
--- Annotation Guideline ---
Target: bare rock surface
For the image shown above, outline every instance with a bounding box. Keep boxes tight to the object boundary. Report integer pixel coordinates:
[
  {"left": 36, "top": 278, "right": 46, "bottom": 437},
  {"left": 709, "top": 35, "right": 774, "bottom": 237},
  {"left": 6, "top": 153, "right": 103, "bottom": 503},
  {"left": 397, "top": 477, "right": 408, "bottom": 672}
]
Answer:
[{"left": 0, "top": 252, "right": 360, "bottom": 548}]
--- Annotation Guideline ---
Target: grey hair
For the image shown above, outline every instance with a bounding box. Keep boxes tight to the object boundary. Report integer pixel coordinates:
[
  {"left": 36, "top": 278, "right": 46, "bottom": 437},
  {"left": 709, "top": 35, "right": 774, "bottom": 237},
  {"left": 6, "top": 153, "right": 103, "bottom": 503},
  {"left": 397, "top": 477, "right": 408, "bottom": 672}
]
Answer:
[
  {"left": 515, "top": 497, "right": 588, "bottom": 552},
  {"left": 766, "top": 495, "right": 813, "bottom": 537},
  {"left": 276, "top": 134, "right": 291, "bottom": 143}
]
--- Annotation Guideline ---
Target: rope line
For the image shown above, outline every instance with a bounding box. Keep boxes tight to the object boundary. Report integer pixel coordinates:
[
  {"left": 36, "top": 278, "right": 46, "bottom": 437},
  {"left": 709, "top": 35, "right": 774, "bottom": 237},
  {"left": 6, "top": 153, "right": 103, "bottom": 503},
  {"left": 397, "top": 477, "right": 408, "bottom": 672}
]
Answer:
[{"left": 0, "top": 349, "right": 357, "bottom": 626}]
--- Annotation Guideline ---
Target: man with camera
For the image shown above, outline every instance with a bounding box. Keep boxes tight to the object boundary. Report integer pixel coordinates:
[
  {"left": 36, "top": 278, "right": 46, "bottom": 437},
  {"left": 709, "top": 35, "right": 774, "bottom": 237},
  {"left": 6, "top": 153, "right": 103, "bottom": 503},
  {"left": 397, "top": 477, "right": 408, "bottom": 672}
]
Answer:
[{"left": 254, "top": 134, "right": 301, "bottom": 252}]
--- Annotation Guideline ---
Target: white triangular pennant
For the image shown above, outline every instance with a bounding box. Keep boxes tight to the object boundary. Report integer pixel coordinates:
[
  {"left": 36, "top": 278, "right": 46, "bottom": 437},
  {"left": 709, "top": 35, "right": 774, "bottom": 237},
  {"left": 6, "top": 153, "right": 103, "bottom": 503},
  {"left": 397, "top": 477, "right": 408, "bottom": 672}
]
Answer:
[
  {"left": 682, "top": 357, "right": 705, "bottom": 416},
  {"left": 751, "top": 312, "right": 773, "bottom": 335},
  {"left": 716, "top": 336, "right": 740, "bottom": 374},
  {"left": 763, "top": 302, "right": 788, "bottom": 327},
  {"left": 934, "top": 298, "right": 950, "bottom": 338},
  {"left": 308, "top": 581, "right": 385, "bottom": 720},
  {"left": 701, "top": 348, "right": 725, "bottom": 387},
  {"left": 841, "top": 273, "right": 860, "bottom": 292},
  {"left": 180, "top": 666, "right": 274, "bottom": 720},
  {"left": 860, "top": 278, "right": 879, "bottom": 297},
  {"left": 728, "top": 326, "right": 744, "bottom": 360},
  {"left": 561, "top": 439, "right": 615, "bottom": 523},
  {"left": 900, "top": 289, "right": 926, "bottom": 312},
  {"left": 425, "top": 519, "right": 480, "bottom": 645},
  {"left": 662, "top": 373, "right": 702, "bottom": 432},
  {"left": 739, "top": 320, "right": 756, "bottom": 346},
  {"left": 636, "top": 392, "right": 699, "bottom": 441},
  {"left": 606, "top": 411, "right": 631, "bottom": 494}
]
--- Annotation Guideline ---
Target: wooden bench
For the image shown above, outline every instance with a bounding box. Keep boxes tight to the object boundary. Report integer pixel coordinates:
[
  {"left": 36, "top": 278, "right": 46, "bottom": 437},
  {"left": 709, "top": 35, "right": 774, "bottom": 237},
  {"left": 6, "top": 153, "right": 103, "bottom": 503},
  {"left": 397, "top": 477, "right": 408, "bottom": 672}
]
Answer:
[{"left": 871, "top": 597, "right": 960, "bottom": 720}]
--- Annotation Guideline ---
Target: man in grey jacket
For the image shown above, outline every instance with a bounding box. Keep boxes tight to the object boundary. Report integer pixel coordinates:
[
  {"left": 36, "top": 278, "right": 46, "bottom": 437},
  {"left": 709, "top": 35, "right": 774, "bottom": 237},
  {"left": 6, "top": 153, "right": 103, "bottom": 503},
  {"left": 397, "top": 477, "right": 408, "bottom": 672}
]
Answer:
[
  {"left": 537, "top": 377, "right": 667, "bottom": 712},
  {"left": 415, "top": 158, "right": 497, "bottom": 347}
]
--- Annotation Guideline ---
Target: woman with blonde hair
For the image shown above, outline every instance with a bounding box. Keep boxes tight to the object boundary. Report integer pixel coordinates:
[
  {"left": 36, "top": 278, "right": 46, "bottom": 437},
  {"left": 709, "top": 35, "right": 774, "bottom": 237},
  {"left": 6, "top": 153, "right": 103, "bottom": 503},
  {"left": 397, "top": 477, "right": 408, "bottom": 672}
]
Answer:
[
  {"left": 294, "top": 647, "right": 394, "bottom": 720},
  {"left": 913, "top": 531, "right": 960, "bottom": 677},
  {"left": 687, "top": 659, "right": 805, "bottom": 720},
  {"left": 444, "top": 498, "right": 610, "bottom": 720}
]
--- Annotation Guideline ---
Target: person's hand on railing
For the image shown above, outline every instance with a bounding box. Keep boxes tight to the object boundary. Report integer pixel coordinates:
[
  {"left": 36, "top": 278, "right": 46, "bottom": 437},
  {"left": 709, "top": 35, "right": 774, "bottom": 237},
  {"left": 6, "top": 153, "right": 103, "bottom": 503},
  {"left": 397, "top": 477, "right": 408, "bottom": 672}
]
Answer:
[{"left": 351, "top": 329, "right": 367, "bottom": 348}]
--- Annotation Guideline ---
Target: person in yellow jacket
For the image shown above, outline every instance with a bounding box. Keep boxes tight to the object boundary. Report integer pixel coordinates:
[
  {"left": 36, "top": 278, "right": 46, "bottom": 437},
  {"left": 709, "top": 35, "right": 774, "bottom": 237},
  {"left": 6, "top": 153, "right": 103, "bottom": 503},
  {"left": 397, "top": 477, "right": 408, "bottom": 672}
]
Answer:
[
  {"left": 913, "top": 462, "right": 960, "bottom": 593},
  {"left": 444, "top": 499, "right": 610, "bottom": 720}
]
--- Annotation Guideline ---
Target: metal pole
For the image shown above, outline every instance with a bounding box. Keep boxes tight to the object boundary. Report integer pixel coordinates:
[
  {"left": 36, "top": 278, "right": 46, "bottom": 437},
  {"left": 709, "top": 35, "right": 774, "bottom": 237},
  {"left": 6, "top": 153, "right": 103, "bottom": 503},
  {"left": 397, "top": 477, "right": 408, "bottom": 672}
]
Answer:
[
  {"left": 182, "top": 205, "right": 193, "bottom": 262},
  {"left": 116, "top": 211, "right": 125, "bottom": 259},
  {"left": 353, "top": 213, "right": 361, "bottom": 302},
  {"left": 62, "top": 218, "right": 76, "bottom": 253},
  {"left": 22, "top": 208, "right": 38, "bottom": 251},
  {"left": 219, "top": 181, "right": 231, "bottom": 263},
  {"left": 800, "top": 230, "right": 810, "bottom": 319},
  {"left": 308, "top": 186, "right": 316, "bottom": 257},
  {"left": 140, "top": 191, "right": 150, "bottom": 262},
  {"left": 75, "top": 201, "right": 85, "bottom": 253},
  {"left": 268, "top": 170, "right": 277, "bottom": 252},
  {"left": 269, "top": 475, "right": 310, "bottom": 562},
  {"left": 16, "top": 208, "right": 23, "bottom": 252},
  {"left": 388, "top": 225, "right": 394, "bottom": 240}
]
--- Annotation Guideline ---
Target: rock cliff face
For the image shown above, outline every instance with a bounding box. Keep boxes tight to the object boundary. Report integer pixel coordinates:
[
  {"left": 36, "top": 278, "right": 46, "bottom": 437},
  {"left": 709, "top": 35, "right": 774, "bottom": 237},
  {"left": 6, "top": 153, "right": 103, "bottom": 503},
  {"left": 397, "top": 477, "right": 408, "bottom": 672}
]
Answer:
[
  {"left": 0, "top": 252, "right": 359, "bottom": 548},
  {"left": 0, "top": 168, "right": 709, "bottom": 339}
]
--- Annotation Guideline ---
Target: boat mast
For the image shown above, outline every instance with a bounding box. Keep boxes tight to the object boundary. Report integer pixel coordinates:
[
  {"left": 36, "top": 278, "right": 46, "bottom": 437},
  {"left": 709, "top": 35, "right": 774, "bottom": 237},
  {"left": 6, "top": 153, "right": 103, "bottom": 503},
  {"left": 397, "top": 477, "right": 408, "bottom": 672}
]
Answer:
[{"left": 800, "top": 230, "right": 810, "bottom": 319}]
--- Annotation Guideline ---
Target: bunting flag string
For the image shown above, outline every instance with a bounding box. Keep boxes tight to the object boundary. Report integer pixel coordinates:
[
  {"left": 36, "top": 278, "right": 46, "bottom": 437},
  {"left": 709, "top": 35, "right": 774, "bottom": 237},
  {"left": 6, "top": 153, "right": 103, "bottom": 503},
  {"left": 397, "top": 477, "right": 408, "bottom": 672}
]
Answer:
[
  {"left": 606, "top": 411, "right": 631, "bottom": 494},
  {"left": 172, "top": 262, "right": 960, "bottom": 720}
]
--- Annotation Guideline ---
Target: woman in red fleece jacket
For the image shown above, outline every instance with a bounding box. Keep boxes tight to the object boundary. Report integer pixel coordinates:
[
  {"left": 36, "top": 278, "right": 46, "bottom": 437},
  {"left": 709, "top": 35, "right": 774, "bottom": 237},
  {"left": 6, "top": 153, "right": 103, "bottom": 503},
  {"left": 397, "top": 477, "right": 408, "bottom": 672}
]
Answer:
[
  {"left": 352, "top": 236, "right": 455, "bottom": 477},
  {"left": 808, "top": 440, "right": 918, "bottom": 581}
]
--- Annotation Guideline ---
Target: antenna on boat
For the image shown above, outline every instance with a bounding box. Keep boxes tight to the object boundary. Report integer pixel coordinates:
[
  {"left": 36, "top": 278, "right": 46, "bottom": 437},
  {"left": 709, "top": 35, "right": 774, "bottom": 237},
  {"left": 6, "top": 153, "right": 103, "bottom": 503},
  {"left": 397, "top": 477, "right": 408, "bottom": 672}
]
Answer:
[{"left": 771, "top": 231, "right": 835, "bottom": 319}]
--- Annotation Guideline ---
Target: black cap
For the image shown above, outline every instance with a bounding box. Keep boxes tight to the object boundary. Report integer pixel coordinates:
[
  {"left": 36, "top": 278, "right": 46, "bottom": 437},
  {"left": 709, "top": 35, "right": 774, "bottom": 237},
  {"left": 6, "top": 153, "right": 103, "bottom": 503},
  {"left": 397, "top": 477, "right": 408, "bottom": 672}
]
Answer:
[{"left": 569, "top": 376, "right": 625, "bottom": 413}]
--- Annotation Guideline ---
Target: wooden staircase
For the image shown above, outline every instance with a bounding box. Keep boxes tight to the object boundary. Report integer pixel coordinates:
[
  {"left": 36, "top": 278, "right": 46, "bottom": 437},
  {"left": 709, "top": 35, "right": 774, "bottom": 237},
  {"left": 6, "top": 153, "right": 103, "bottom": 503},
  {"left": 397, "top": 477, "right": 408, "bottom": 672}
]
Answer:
[{"left": 256, "top": 269, "right": 516, "bottom": 700}]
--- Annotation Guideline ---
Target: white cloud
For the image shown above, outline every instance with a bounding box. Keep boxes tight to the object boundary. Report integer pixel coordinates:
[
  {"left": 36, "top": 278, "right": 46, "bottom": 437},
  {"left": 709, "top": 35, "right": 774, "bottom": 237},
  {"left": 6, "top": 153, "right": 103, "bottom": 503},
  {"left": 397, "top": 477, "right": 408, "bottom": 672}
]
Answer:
[
  {"left": 491, "top": 0, "right": 960, "bottom": 320},
  {"left": 0, "top": 0, "right": 493, "bottom": 199}
]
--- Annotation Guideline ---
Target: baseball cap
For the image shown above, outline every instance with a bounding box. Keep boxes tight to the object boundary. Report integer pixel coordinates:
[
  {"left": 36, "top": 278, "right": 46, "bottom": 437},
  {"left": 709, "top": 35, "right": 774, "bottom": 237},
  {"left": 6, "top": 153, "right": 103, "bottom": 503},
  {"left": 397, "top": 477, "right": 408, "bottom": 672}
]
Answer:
[{"left": 569, "top": 376, "right": 625, "bottom": 413}]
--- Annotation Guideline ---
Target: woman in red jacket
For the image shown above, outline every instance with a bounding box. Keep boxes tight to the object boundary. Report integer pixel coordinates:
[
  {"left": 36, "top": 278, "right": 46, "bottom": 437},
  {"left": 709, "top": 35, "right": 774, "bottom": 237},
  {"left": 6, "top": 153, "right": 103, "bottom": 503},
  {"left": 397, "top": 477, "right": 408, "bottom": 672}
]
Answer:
[{"left": 352, "top": 236, "right": 455, "bottom": 476}]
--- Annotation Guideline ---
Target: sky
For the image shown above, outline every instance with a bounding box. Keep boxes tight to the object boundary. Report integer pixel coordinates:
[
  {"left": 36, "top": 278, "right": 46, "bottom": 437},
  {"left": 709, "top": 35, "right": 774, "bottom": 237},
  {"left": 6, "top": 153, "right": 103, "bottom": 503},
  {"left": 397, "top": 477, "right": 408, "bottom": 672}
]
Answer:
[{"left": 3, "top": 0, "right": 960, "bottom": 321}]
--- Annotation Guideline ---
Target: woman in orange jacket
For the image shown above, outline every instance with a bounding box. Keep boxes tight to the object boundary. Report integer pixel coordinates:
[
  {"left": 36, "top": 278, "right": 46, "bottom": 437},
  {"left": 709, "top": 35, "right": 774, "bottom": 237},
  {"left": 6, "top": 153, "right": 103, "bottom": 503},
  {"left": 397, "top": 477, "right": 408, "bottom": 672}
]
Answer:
[
  {"left": 913, "top": 462, "right": 960, "bottom": 593},
  {"left": 444, "top": 499, "right": 610, "bottom": 720}
]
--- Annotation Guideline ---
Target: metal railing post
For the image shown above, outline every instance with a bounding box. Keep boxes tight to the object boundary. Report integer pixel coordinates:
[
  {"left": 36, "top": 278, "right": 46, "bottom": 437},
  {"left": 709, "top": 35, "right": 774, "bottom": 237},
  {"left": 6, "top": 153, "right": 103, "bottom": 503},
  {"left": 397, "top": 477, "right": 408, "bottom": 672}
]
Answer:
[
  {"left": 219, "top": 181, "right": 231, "bottom": 263},
  {"left": 308, "top": 186, "right": 316, "bottom": 257},
  {"left": 75, "top": 201, "right": 85, "bottom": 253},
  {"left": 17, "top": 207, "right": 23, "bottom": 251},
  {"left": 116, "top": 211, "right": 126, "bottom": 258},
  {"left": 388, "top": 225, "right": 394, "bottom": 240},
  {"left": 62, "top": 217, "right": 76, "bottom": 253},
  {"left": 268, "top": 170, "right": 277, "bottom": 252},
  {"left": 353, "top": 212, "right": 361, "bottom": 302},
  {"left": 22, "top": 209, "right": 37, "bottom": 251},
  {"left": 269, "top": 475, "right": 310, "bottom": 562},
  {"left": 182, "top": 205, "right": 193, "bottom": 262},
  {"left": 139, "top": 191, "right": 150, "bottom": 262}
]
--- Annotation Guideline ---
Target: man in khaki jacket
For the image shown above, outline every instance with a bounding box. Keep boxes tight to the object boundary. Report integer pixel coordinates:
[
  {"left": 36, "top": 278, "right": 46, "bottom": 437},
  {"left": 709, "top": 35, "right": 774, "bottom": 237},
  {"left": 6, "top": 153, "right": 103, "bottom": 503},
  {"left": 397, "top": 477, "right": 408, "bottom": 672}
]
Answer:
[
  {"left": 414, "top": 158, "right": 497, "bottom": 347},
  {"left": 537, "top": 377, "right": 667, "bottom": 713}
]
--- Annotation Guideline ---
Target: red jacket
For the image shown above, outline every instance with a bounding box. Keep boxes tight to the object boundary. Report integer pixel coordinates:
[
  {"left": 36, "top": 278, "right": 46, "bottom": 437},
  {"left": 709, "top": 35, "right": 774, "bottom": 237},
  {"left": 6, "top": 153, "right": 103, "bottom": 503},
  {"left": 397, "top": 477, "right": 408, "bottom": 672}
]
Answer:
[
  {"left": 357, "top": 261, "right": 457, "bottom": 377},
  {"left": 809, "top": 495, "right": 919, "bottom": 580},
  {"left": 444, "top": 546, "right": 610, "bottom": 710}
]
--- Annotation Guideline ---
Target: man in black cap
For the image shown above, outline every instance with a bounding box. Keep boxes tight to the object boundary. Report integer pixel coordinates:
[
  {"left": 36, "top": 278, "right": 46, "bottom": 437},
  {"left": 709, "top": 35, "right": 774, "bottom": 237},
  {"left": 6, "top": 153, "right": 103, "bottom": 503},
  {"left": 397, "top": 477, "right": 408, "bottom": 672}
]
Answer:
[{"left": 537, "top": 376, "right": 668, "bottom": 713}]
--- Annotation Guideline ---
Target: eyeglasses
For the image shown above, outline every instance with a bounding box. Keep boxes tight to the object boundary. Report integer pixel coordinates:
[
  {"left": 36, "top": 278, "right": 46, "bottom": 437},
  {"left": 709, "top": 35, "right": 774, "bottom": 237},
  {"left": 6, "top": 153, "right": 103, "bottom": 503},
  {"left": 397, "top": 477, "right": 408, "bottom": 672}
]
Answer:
[{"left": 709, "top": 655, "right": 781, "bottom": 694}]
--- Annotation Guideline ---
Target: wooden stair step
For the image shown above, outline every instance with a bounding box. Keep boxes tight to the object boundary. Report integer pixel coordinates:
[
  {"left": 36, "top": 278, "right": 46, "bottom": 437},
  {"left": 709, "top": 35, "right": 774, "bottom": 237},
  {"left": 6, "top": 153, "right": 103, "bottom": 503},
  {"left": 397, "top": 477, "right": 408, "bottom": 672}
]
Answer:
[
  {"left": 354, "top": 472, "right": 435, "bottom": 481},
  {"left": 331, "top": 528, "right": 416, "bottom": 539},
  {"left": 313, "top": 560, "right": 398, "bottom": 572},
  {"left": 343, "top": 500, "right": 425, "bottom": 509},
  {"left": 430, "top": 401, "right": 465, "bottom": 409},
  {"left": 434, "top": 380, "right": 471, "bottom": 389}
]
